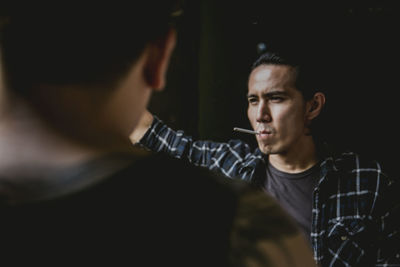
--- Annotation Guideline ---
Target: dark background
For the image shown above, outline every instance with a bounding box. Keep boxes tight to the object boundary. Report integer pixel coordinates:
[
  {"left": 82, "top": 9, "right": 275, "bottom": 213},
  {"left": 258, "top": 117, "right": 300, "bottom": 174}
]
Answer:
[{"left": 148, "top": 3, "right": 399, "bottom": 177}]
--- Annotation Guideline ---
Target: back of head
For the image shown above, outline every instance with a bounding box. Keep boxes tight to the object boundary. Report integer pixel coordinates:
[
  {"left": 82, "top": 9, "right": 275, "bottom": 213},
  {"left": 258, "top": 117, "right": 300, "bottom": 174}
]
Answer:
[{"left": 0, "top": 2, "right": 180, "bottom": 94}]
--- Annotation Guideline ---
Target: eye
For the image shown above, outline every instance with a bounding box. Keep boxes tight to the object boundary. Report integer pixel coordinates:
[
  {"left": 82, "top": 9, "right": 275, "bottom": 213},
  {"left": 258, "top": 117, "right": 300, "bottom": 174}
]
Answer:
[
  {"left": 269, "top": 96, "right": 284, "bottom": 103},
  {"left": 247, "top": 97, "right": 258, "bottom": 105}
]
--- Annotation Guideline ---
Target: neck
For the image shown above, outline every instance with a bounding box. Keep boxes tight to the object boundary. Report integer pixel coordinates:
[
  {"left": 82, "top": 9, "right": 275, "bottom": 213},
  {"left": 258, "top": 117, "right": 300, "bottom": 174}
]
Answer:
[
  {"left": 0, "top": 88, "right": 134, "bottom": 173},
  {"left": 0, "top": 98, "right": 107, "bottom": 167},
  {"left": 30, "top": 84, "right": 135, "bottom": 149},
  {"left": 268, "top": 136, "right": 319, "bottom": 173}
]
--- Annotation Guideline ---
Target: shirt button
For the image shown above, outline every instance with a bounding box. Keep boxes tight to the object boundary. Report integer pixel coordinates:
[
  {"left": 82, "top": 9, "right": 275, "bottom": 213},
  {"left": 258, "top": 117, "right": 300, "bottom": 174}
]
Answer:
[{"left": 340, "top": 236, "right": 347, "bottom": 241}]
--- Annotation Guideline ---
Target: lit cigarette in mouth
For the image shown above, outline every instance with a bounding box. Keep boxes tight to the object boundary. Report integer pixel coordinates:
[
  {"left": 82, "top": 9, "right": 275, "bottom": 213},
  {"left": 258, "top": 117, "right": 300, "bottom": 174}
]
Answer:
[{"left": 233, "top": 127, "right": 259, "bottom": 135}]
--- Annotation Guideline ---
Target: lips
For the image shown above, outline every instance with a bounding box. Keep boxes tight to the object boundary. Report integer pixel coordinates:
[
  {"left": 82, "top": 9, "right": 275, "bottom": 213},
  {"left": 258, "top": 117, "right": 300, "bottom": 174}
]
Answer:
[
  {"left": 258, "top": 132, "right": 271, "bottom": 138},
  {"left": 258, "top": 129, "right": 272, "bottom": 135},
  {"left": 256, "top": 128, "right": 274, "bottom": 141}
]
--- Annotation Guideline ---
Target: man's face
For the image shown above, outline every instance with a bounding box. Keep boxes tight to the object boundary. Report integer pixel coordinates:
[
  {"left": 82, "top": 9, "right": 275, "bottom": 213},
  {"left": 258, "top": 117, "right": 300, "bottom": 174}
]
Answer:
[{"left": 247, "top": 64, "right": 309, "bottom": 155}]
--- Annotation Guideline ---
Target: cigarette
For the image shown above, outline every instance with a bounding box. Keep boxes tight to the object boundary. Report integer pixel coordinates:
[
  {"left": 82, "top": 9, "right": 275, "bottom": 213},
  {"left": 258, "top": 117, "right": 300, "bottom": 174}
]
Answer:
[{"left": 233, "top": 127, "right": 259, "bottom": 135}]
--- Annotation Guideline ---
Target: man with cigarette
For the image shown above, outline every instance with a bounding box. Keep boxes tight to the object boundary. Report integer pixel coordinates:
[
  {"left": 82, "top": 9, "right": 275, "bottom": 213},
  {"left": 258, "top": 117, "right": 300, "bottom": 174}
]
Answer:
[{"left": 131, "top": 45, "right": 400, "bottom": 266}]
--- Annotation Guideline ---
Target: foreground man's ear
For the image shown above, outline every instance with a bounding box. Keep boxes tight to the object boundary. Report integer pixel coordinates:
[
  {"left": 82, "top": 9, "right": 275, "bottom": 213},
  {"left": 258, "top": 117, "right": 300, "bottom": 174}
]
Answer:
[{"left": 143, "top": 28, "right": 177, "bottom": 91}]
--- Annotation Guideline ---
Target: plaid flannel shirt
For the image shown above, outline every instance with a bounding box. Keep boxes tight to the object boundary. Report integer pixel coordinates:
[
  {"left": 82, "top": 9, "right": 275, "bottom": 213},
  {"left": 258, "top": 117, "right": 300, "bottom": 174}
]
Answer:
[{"left": 139, "top": 116, "right": 400, "bottom": 266}]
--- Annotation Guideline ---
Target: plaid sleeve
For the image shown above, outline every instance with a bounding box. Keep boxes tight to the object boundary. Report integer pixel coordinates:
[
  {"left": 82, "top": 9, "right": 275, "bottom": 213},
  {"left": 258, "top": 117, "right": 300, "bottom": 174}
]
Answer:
[
  {"left": 139, "top": 116, "right": 263, "bottom": 179},
  {"left": 375, "top": 171, "right": 400, "bottom": 266}
]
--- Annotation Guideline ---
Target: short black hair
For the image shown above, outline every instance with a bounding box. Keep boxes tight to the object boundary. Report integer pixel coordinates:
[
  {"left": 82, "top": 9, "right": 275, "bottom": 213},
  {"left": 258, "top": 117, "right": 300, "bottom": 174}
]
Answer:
[
  {"left": 0, "top": 2, "right": 180, "bottom": 93},
  {"left": 251, "top": 47, "right": 325, "bottom": 101}
]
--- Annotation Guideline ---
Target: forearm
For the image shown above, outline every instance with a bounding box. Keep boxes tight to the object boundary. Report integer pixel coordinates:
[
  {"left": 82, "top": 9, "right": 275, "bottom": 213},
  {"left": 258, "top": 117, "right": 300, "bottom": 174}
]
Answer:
[
  {"left": 137, "top": 114, "right": 190, "bottom": 159},
  {"left": 137, "top": 115, "right": 257, "bottom": 179}
]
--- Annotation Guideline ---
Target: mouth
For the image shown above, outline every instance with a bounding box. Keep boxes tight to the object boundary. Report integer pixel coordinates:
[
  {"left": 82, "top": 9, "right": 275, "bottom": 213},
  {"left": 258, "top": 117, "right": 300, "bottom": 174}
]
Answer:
[
  {"left": 258, "top": 129, "right": 271, "bottom": 134},
  {"left": 257, "top": 129, "right": 273, "bottom": 140}
]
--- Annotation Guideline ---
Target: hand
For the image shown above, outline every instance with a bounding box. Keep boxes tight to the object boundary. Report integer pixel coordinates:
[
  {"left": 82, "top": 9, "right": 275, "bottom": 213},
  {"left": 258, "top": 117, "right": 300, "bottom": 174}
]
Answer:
[{"left": 130, "top": 109, "right": 154, "bottom": 144}]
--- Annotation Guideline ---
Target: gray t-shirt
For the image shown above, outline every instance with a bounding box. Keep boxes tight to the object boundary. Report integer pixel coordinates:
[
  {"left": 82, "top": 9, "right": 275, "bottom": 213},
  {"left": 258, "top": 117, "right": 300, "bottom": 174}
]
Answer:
[{"left": 264, "top": 162, "right": 320, "bottom": 243}]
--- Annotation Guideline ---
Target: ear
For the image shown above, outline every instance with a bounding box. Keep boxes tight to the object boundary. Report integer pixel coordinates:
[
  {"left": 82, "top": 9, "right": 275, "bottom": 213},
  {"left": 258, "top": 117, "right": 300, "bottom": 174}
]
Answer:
[
  {"left": 305, "top": 92, "right": 326, "bottom": 120},
  {"left": 143, "top": 28, "right": 177, "bottom": 91}
]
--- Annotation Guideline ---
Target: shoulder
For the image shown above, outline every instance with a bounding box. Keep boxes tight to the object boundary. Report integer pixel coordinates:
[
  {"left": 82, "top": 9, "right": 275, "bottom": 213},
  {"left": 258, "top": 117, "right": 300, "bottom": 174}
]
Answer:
[
  {"left": 115, "top": 151, "right": 250, "bottom": 207},
  {"left": 319, "top": 142, "right": 387, "bottom": 176},
  {"left": 329, "top": 150, "right": 394, "bottom": 189},
  {"left": 334, "top": 151, "right": 386, "bottom": 174}
]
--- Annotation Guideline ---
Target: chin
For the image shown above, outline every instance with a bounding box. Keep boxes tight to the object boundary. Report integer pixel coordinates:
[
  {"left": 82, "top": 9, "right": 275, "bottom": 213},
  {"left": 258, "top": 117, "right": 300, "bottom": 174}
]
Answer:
[{"left": 259, "top": 145, "right": 274, "bottom": 155}]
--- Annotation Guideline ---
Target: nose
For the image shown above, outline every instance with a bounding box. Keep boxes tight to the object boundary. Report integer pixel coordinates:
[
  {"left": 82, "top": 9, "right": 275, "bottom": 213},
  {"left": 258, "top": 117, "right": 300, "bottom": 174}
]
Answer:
[{"left": 256, "top": 101, "right": 271, "bottom": 123}]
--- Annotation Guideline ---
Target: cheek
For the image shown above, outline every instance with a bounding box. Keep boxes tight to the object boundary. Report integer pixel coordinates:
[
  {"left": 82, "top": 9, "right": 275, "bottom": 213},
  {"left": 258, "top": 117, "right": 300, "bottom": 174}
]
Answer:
[
  {"left": 270, "top": 102, "right": 297, "bottom": 122},
  {"left": 247, "top": 107, "right": 256, "bottom": 126},
  {"left": 276, "top": 107, "right": 306, "bottom": 134}
]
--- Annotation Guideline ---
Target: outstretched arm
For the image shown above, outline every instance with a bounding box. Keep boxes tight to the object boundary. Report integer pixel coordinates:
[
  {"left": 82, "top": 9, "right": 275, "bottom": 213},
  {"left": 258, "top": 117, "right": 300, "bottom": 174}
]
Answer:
[
  {"left": 131, "top": 112, "right": 263, "bottom": 181},
  {"left": 130, "top": 109, "right": 154, "bottom": 144}
]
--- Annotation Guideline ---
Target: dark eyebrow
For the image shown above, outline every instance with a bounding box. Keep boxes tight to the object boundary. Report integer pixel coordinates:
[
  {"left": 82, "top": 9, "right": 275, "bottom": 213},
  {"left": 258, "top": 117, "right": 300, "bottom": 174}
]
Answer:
[
  {"left": 263, "top": 91, "right": 289, "bottom": 98},
  {"left": 247, "top": 90, "right": 289, "bottom": 99}
]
